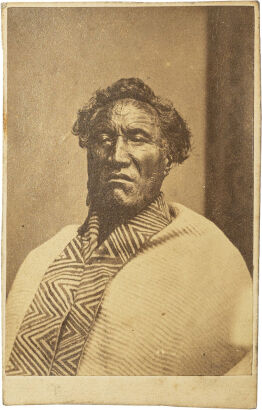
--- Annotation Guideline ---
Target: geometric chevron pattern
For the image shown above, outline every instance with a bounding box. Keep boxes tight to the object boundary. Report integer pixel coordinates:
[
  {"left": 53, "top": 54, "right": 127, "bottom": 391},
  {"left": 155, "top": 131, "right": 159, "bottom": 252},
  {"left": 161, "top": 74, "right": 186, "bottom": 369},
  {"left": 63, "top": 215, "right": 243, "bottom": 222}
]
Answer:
[
  {"left": 5, "top": 236, "right": 84, "bottom": 376},
  {"left": 6, "top": 193, "right": 171, "bottom": 376}
]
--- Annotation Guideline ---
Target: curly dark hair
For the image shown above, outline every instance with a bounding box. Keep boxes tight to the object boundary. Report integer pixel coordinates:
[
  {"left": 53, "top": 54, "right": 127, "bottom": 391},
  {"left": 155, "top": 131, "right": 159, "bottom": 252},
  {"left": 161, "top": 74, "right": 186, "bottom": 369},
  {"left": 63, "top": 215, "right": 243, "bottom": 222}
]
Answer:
[{"left": 72, "top": 78, "right": 191, "bottom": 164}]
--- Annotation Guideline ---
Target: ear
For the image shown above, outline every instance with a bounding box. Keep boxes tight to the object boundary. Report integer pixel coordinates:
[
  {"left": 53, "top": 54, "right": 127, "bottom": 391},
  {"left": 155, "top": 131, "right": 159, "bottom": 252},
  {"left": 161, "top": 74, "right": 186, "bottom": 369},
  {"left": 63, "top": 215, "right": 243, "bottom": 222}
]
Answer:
[{"left": 164, "top": 154, "right": 173, "bottom": 177}]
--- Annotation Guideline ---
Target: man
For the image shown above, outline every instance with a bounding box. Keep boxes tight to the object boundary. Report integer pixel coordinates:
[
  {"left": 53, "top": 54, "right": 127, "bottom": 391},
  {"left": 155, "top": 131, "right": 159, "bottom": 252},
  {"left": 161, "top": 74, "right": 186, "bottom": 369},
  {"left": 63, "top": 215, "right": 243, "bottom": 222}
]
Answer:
[{"left": 6, "top": 78, "right": 252, "bottom": 376}]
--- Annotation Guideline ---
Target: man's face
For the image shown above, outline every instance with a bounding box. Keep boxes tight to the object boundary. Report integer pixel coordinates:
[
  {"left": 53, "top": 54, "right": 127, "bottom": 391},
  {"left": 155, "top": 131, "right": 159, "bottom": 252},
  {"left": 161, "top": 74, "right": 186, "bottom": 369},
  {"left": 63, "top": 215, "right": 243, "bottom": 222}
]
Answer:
[{"left": 87, "top": 98, "right": 169, "bottom": 215}]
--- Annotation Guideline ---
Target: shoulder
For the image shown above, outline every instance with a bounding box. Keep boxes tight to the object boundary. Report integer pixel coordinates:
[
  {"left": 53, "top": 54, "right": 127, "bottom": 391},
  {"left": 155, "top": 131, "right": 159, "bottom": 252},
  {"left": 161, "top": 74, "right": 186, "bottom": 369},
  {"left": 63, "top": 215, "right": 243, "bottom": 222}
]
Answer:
[
  {"left": 163, "top": 202, "right": 252, "bottom": 312},
  {"left": 168, "top": 202, "right": 246, "bottom": 260},
  {"left": 28, "top": 224, "right": 79, "bottom": 260},
  {"left": 7, "top": 224, "right": 79, "bottom": 299},
  {"left": 169, "top": 202, "right": 230, "bottom": 236},
  {"left": 5, "top": 225, "right": 79, "bottom": 363},
  {"left": 166, "top": 202, "right": 251, "bottom": 280},
  {"left": 148, "top": 202, "right": 251, "bottom": 290}
]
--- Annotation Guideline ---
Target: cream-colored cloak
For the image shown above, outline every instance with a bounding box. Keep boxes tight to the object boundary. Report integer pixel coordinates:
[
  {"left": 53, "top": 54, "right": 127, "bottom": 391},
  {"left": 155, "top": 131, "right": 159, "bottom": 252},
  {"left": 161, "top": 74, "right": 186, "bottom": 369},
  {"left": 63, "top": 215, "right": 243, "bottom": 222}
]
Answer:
[{"left": 5, "top": 204, "right": 253, "bottom": 375}]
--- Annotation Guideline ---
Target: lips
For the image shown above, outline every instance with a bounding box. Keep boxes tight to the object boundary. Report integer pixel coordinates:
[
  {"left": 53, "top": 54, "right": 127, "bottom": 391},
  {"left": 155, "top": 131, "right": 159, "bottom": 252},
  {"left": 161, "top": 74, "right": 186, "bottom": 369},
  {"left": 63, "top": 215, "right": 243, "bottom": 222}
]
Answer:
[{"left": 107, "top": 173, "right": 133, "bottom": 182}]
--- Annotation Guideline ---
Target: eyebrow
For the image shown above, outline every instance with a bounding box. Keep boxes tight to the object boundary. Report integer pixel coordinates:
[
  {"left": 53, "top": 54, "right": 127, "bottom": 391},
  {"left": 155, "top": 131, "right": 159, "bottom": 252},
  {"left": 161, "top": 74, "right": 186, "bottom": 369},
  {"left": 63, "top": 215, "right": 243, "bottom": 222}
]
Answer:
[{"left": 90, "top": 124, "right": 114, "bottom": 136}]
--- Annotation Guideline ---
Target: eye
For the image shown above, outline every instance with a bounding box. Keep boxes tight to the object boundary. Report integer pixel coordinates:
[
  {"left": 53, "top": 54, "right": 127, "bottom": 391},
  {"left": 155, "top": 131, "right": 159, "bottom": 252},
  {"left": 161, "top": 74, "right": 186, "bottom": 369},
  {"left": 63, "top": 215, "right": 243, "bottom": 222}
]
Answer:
[
  {"left": 98, "top": 133, "right": 113, "bottom": 145},
  {"left": 129, "top": 133, "right": 148, "bottom": 143}
]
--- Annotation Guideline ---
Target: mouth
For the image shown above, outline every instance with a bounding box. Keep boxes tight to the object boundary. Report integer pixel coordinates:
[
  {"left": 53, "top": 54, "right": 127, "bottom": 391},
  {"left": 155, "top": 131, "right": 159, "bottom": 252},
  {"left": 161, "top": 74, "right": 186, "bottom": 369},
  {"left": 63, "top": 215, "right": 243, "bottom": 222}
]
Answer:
[{"left": 107, "top": 173, "right": 134, "bottom": 182}]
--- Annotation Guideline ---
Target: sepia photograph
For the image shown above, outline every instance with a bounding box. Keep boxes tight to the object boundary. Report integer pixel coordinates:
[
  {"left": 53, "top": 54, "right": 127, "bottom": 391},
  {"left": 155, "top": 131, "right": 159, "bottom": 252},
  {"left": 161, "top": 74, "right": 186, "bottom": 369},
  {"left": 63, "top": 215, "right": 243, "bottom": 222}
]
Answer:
[{"left": 2, "top": 2, "right": 259, "bottom": 407}]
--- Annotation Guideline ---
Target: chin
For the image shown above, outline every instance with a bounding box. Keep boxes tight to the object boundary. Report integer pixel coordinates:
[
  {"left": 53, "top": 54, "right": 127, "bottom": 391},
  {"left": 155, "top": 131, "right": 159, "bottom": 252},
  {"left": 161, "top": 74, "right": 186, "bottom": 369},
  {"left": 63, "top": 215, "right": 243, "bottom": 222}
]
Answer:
[
  {"left": 109, "top": 188, "right": 155, "bottom": 215},
  {"left": 110, "top": 188, "right": 137, "bottom": 209},
  {"left": 91, "top": 183, "right": 158, "bottom": 216}
]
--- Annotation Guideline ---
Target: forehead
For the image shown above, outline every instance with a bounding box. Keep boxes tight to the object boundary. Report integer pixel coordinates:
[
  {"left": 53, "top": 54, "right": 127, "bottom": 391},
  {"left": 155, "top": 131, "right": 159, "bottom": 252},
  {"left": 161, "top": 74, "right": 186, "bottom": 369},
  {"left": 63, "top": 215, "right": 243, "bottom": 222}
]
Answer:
[
  {"left": 91, "top": 98, "right": 160, "bottom": 130},
  {"left": 111, "top": 99, "right": 159, "bottom": 123}
]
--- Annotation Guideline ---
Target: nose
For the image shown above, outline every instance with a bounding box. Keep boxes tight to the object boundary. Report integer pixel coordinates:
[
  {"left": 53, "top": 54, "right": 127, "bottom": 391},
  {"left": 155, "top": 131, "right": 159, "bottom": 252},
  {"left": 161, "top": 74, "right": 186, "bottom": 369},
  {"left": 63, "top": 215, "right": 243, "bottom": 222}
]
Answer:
[{"left": 109, "top": 136, "right": 131, "bottom": 166}]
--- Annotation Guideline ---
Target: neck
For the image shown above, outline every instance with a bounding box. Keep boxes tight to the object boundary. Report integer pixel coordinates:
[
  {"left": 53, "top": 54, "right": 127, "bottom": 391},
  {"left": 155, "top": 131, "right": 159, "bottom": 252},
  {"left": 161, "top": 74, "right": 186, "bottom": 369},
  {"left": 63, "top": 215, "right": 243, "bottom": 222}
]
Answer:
[
  {"left": 79, "top": 192, "right": 165, "bottom": 243},
  {"left": 93, "top": 202, "right": 141, "bottom": 244},
  {"left": 93, "top": 193, "right": 166, "bottom": 243}
]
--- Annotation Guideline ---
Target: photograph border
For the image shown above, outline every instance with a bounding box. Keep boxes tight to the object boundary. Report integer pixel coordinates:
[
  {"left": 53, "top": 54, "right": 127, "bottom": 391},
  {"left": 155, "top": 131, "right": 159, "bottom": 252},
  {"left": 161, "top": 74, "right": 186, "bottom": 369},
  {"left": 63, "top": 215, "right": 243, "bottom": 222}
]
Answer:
[{"left": 2, "top": 2, "right": 259, "bottom": 407}]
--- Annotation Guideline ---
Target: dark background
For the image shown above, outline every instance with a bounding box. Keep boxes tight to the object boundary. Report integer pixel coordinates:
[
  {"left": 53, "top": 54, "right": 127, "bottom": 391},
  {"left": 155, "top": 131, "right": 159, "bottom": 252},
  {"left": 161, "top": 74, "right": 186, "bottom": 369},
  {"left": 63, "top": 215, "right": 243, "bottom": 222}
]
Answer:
[
  {"left": 6, "top": 6, "right": 254, "bottom": 294},
  {"left": 206, "top": 7, "right": 254, "bottom": 275}
]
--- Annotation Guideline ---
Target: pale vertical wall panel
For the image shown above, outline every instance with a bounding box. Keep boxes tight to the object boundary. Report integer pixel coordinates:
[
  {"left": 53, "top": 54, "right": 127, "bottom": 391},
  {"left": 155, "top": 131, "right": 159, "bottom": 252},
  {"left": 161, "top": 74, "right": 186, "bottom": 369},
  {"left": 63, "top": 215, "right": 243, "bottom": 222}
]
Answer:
[{"left": 7, "top": 7, "right": 207, "bottom": 293}]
